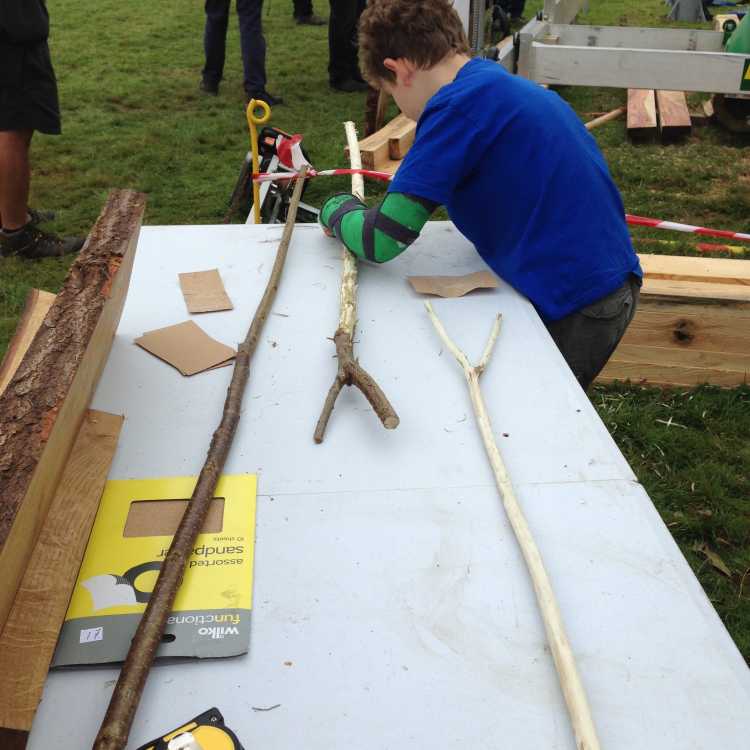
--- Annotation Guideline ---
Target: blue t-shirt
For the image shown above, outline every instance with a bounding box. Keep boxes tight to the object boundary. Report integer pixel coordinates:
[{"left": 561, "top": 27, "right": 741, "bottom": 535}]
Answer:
[{"left": 390, "top": 58, "right": 641, "bottom": 321}]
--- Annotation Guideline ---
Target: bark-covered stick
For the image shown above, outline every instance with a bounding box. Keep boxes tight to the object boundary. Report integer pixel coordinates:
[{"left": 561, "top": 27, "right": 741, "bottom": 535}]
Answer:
[
  {"left": 424, "top": 302, "right": 601, "bottom": 750},
  {"left": 93, "top": 168, "right": 309, "bottom": 750},
  {"left": 314, "top": 121, "right": 399, "bottom": 443}
]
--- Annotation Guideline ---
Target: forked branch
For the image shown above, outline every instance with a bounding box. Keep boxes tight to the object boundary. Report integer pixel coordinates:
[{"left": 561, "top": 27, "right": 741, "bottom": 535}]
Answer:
[
  {"left": 425, "top": 301, "right": 601, "bottom": 750},
  {"left": 314, "top": 121, "right": 399, "bottom": 443}
]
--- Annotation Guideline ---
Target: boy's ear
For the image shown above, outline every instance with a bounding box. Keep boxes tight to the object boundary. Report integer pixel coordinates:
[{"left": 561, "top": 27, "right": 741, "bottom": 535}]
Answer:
[{"left": 383, "top": 57, "right": 416, "bottom": 86}]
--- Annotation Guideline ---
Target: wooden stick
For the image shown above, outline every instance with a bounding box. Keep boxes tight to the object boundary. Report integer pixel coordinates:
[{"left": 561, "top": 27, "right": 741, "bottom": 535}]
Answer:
[
  {"left": 424, "top": 303, "right": 601, "bottom": 750},
  {"left": 314, "top": 122, "right": 399, "bottom": 443},
  {"left": 584, "top": 106, "right": 625, "bottom": 131},
  {"left": 93, "top": 168, "right": 309, "bottom": 750}
]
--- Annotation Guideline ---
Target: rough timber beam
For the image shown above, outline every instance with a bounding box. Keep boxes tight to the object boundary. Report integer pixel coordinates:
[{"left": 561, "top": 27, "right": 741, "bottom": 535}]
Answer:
[{"left": 0, "top": 189, "right": 146, "bottom": 633}]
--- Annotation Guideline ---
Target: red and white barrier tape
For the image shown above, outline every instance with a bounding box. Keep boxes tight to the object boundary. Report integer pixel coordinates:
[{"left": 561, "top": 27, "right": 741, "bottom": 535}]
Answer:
[
  {"left": 253, "top": 170, "right": 750, "bottom": 244},
  {"left": 626, "top": 214, "right": 750, "bottom": 243},
  {"left": 253, "top": 168, "right": 393, "bottom": 184}
]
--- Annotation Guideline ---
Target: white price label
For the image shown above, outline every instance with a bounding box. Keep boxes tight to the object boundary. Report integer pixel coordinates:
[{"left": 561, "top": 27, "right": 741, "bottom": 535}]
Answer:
[{"left": 79, "top": 626, "right": 104, "bottom": 644}]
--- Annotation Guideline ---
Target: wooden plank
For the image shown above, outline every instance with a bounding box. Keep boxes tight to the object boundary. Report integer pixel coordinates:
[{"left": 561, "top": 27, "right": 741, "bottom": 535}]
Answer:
[
  {"left": 351, "top": 114, "right": 415, "bottom": 169},
  {"left": 0, "top": 190, "right": 146, "bottom": 634},
  {"left": 656, "top": 90, "right": 692, "bottom": 138},
  {"left": 619, "top": 302, "right": 750, "bottom": 354},
  {"left": 0, "top": 410, "right": 123, "bottom": 744},
  {"left": 598, "top": 360, "right": 748, "bottom": 388},
  {"left": 610, "top": 343, "right": 750, "bottom": 374},
  {"left": 642, "top": 277, "right": 750, "bottom": 303},
  {"left": 0, "top": 290, "right": 56, "bottom": 396},
  {"left": 387, "top": 114, "right": 416, "bottom": 160},
  {"left": 627, "top": 89, "right": 658, "bottom": 136},
  {"left": 639, "top": 254, "right": 750, "bottom": 286}
]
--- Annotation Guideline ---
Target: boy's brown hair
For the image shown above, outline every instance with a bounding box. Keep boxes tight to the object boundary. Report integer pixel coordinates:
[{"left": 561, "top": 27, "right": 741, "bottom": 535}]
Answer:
[{"left": 359, "top": 0, "right": 470, "bottom": 84}]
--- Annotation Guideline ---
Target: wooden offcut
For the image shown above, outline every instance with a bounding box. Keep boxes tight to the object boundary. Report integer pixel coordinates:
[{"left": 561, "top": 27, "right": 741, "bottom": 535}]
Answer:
[
  {"left": 0, "top": 410, "right": 123, "bottom": 747},
  {"left": 627, "top": 89, "right": 658, "bottom": 137},
  {"left": 584, "top": 106, "right": 625, "bottom": 131},
  {"left": 387, "top": 114, "right": 416, "bottom": 160},
  {"left": 656, "top": 90, "right": 692, "bottom": 138},
  {"left": 598, "top": 255, "right": 750, "bottom": 387},
  {"left": 350, "top": 113, "right": 415, "bottom": 169},
  {"left": 0, "top": 189, "right": 146, "bottom": 634},
  {"left": 0, "top": 290, "right": 56, "bottom": 396}
]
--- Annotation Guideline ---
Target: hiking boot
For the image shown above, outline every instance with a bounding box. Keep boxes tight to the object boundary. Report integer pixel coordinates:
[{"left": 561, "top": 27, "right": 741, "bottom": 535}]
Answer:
[
  {"left": 0, "top": 224, "right": 84, "bottom": 260},
  {"left": 295, "top": 13, "right": 326, "bottom": 25},
  {"left": 330, "top": 78, "right": 368, "bottom": 93},
  {"left": 28, "top": 207, "right": 56, "bottom": 225},
  {"left": 246, "top": 90, "right": 284, "bottom": 107},
  {"left": 200, "top": 79, "right": 219, "bottom": 96}
]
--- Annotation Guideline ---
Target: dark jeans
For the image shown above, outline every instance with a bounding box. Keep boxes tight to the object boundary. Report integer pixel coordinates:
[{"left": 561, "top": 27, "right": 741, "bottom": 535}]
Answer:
[
  {"left": 293, "top": 0, "right": 313, "bottom": 17},
  {"left": 203, "top": 0, "right": 266, "bottom": 95},
  {"left": 544, "top": 274, "right": 641, "bottom": 390},
  {"left": 328, "top": 0, "right": 365, "bottom": 84}
]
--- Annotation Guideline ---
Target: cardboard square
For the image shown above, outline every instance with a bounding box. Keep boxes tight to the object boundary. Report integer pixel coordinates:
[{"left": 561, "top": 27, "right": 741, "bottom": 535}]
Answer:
[
  {"left": 179, "top": 269, "right": 233, "bottom": 314},
  {"left": 407, "top": 270, "right": 498, "bottom": 298},
  {"left": 135, "top": 320, "right": 236, "bottom": 376}
]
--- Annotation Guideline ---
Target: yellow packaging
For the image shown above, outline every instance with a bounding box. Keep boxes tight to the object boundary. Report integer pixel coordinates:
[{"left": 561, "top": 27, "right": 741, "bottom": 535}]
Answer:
[{"left": 53, "top": 475, "right": 256, "bottom": 666}]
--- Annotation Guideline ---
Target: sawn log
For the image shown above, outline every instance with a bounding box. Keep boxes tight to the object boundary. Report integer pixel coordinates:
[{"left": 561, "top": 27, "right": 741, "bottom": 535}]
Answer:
[{"left": 0, "top": 189, "right": 146, "bottom": 634}]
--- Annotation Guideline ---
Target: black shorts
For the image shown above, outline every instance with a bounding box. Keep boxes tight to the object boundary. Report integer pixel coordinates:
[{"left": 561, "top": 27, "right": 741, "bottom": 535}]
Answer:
[{"left": 0, "top": 40, "right": 61, "bottom": 135}]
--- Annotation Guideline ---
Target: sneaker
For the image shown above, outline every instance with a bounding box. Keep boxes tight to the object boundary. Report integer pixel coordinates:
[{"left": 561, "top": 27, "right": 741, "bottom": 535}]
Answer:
[
  {"left": 0, "top": 224, "right": 84, "bottom": 260},
  {"left": 246, "top": 90, "right": 284, "bottom": 107},
  {"left": 295, "top": 13, "right": 326, "bottom": 25},
  {"left": 200, "top": 79, "right": 219, "bottom": 96},
  {"left": 330, "top": 78, "right": 368, "bottom": 93}
]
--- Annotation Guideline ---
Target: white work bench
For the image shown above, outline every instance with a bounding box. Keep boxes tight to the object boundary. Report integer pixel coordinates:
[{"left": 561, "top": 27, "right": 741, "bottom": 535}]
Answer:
[{"left": 29, "top": 223, "right": 750, "bottom": 749}]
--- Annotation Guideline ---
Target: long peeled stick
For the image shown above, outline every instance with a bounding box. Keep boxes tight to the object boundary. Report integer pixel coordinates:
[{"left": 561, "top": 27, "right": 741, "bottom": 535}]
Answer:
[
  {"left": 314, "top": 122, "right": 398, "bottom": 443},
  {"left": 93, "top": 168, "right": 309, "bottom": 750},
  {"left": 425, "top": 303, "right": 601, "bottom": 750}
]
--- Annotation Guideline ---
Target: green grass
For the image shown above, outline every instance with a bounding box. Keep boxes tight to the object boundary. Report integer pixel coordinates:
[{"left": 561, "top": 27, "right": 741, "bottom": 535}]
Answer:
[{"left": 1, "top": 0, "right": 749, "bottom": 661}]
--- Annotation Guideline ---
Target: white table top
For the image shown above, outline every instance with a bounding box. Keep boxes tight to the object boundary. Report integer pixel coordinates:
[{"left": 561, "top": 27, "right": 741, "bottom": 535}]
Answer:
[{"left": 28, "top": 223, "right": 749, "bottom": 749}]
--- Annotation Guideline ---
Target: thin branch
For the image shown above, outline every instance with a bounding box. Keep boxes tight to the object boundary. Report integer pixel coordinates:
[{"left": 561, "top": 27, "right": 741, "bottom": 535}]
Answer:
[
  {"left": 424, "top": 303, "right": 601, "bottom": 750},
  {"left": 93, "top": 168, "right": 309, "bottom": 750},
  {"left": 477, "top": 314, "right": 502, "bottom": 375},
  {"left": 314, "top": 122, "right": 399, "bottom": 443}
]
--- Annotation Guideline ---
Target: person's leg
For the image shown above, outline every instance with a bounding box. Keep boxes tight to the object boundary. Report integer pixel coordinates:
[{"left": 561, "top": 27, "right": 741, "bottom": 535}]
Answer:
[
  {"left": 328, "top": 0, "right": 366, "bottom": 90},
  {"left": 237, "top": 0, "right": 267, "bottom": 96},
  {"left": 293, "top": 0, "right": 313, "bottom": 18},
  {"left": 349, "top": 0, "right": 366, "bottom": 80},
  {"left": 202, "top": 0, "right": 231, "bottom": 90},
  {"left": 544, "top": 275, "right": 640, "bottom": 390},
  {"left": 0, "top": 130, "right": 33, "bottom": 230},
  {"left": 0, "top": 129, "right": 82, "bottom": 258},
  {"left": 294, "top": 0, "right": 325, "bottom": 25}
]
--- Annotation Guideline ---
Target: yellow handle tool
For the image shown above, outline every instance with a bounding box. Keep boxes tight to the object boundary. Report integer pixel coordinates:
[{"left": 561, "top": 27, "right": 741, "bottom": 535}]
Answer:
[{"left": 246, "top": 98, "right": 272, "bottom": 224}]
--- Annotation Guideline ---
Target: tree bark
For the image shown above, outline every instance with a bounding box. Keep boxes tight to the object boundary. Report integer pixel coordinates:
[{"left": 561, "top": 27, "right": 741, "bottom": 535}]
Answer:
[
  {"left": 0, "top": 190, "right": 146, "bottom": 633},
  {"left": 93, "top": 169, "right": 308, "bottom": 750}
]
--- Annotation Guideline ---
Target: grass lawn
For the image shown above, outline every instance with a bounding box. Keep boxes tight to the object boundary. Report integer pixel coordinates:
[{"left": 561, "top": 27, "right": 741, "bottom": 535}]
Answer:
[{"left": 1, "top": 0, "right": 748, "bottom": 661}]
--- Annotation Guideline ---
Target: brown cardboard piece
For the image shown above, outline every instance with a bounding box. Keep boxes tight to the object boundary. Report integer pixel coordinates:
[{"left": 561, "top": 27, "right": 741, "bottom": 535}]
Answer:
[
  {"left": 407, "top": 271, "right": 498, "bottom": 298},
  {"left": 179, "top": 269, "right": 233, "bottom": 314},
  {"left": 135, "top": 320, "right": 236, "bottom": 376}
]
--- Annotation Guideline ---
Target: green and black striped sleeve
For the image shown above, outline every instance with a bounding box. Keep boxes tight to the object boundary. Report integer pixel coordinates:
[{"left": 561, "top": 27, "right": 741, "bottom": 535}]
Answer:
[{"left": 319, "top": 191, "right": 438, "bottom": 263}]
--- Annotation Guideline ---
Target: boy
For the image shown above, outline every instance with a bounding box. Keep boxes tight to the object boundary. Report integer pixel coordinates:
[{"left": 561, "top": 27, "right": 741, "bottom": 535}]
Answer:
[{"left": 318, "top": 0, "right": 641, "bottom": 390}]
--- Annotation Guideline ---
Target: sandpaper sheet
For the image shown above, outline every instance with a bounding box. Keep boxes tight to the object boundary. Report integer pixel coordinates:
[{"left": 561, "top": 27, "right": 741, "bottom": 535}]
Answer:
[
  {"left": 407, "top": 271, "right": 498, "bottom": 298},
  {"left": 178, "top": 269, "right": 233, "bottom": 314},
  {"left": 134, "top": 320, "right": 236, "bottom": 376}
]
